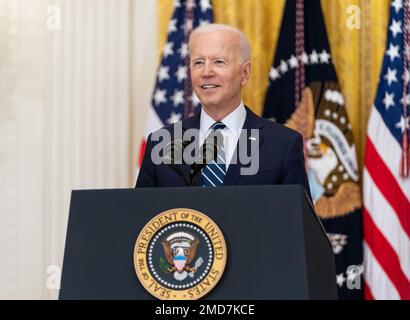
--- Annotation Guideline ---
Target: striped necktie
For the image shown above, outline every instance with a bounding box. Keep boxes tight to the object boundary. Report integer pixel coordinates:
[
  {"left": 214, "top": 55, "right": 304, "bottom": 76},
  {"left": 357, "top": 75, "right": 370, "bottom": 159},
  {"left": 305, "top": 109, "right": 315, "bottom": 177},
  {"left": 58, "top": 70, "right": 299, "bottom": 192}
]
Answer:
[{"left": 201, "top": 122, "right": 226, "bottom": 187}]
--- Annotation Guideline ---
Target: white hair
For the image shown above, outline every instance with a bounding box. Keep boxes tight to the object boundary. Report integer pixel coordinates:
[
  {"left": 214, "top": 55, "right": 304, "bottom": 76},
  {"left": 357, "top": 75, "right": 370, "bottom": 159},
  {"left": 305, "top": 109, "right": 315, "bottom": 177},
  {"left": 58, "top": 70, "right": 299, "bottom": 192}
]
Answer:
[{"left": 188, "top": 23, "right": 251, "bottom": 62}]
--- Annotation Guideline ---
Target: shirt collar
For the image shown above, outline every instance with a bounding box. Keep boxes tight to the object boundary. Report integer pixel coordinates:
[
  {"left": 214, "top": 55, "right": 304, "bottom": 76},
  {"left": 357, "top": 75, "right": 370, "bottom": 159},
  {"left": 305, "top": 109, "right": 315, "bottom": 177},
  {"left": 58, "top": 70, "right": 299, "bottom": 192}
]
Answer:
[{"left": 200, "top": 102, "right": 246, "bottom": 135}]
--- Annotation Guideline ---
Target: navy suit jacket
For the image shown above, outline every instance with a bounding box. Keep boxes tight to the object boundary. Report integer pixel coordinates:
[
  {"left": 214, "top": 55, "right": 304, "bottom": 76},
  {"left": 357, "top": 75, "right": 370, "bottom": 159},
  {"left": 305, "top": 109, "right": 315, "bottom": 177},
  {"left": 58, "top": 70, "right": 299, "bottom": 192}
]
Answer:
[{"left": 136, "top": 107, "right": 311, "bottom": 198}]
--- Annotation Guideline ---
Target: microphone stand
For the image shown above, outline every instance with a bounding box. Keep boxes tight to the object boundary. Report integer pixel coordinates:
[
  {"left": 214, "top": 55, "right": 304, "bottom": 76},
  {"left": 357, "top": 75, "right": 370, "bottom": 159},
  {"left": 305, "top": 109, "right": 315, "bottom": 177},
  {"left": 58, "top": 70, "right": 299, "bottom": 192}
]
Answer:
[
  {"left": 188, "top": 136, "right": 219, "bottom": 186},
  {"left": 188, "top": 163, "right": 206, "bottom": 186},
  {"left": 168, "top": 163, "right": 190, "bottom": 186},
  {"left": 165, "top": 134, "right": 219, "bottom": 187},
  {"left": 164, "top": 140, "right": 190, "bottom": 186}
]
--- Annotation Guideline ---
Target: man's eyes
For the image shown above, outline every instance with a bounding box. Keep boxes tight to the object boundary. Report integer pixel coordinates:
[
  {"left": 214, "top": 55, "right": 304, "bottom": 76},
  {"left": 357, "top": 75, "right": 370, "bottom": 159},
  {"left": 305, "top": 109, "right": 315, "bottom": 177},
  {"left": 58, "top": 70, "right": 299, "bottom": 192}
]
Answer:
[{"left": 192, "top": 60, "right": 226, "bottom": 66}]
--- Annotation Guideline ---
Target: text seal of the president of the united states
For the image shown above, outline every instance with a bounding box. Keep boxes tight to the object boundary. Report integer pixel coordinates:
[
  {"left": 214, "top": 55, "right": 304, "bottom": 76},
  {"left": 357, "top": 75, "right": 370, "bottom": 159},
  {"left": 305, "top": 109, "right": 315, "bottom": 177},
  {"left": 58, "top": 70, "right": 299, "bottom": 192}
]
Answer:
[{"left": 134, "top": 208, "right": 227, "bottom": 300}]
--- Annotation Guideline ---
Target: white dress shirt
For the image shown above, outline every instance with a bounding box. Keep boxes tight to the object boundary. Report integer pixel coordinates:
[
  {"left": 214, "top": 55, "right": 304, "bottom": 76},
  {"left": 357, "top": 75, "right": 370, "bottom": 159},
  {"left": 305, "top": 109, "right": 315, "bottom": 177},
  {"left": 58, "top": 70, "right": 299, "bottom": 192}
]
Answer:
[{"left": 199, "top": 102, "right": 247, "bottom": 171}]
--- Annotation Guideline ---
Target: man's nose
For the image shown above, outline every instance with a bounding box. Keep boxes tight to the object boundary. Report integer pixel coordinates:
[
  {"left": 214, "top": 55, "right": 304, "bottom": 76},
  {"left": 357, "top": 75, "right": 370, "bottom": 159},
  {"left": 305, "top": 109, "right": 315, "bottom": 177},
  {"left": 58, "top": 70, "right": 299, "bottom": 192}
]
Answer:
[{"left": 201, "top": 61, "right": 215, "bottom": 77}]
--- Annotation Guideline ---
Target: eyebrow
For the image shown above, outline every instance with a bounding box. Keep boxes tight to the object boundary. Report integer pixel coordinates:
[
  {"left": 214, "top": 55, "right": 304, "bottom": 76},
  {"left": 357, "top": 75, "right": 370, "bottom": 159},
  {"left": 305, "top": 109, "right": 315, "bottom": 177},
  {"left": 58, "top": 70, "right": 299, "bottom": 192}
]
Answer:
[{"left": 191, "top": 56, "right": 228, "bottom": 61}]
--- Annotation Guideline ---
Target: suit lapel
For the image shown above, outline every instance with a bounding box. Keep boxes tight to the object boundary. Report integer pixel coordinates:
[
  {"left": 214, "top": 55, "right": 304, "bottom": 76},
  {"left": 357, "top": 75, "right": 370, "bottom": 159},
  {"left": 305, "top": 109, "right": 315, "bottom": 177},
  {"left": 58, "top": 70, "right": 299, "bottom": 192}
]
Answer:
[
  {"left": 224, "top": 107, "right": 266, "bottom": 186},
  {"left": 182, "top": 110, "right": 201, "bottom": 131}
]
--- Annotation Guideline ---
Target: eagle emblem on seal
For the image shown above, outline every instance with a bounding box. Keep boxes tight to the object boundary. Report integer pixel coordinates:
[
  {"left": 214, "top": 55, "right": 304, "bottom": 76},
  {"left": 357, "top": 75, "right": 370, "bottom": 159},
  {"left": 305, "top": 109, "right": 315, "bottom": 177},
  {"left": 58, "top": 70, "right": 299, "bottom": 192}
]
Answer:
[
  {"left": 161, "top": 231, "right": 203, "bottom": 281},
  {"left": 285, "top": 84, "right": 362, "bottom": 219}
]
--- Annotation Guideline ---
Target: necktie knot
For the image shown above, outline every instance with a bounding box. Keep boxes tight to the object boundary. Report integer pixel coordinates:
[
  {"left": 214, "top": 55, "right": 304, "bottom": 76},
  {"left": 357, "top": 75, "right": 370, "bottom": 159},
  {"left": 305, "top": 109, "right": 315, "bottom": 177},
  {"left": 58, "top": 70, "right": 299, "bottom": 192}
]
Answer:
[{"left": 210, "top": 122, "right": 226, "bottom": 131}]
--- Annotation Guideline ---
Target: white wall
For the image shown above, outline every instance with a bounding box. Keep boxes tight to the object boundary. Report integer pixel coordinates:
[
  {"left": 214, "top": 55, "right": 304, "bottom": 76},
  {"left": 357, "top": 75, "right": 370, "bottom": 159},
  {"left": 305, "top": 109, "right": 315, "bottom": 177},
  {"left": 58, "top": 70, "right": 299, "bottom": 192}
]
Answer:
[{"left": 0, "top": 0, "right": 157, "bottom": 299}]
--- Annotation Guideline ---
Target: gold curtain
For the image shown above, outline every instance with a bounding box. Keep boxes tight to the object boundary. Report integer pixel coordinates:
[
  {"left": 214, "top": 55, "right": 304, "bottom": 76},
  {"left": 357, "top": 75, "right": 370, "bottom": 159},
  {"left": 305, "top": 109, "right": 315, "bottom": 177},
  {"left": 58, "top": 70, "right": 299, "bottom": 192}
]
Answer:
[{"left": 157, "top": 0, "right": 390, "bottom": 170}]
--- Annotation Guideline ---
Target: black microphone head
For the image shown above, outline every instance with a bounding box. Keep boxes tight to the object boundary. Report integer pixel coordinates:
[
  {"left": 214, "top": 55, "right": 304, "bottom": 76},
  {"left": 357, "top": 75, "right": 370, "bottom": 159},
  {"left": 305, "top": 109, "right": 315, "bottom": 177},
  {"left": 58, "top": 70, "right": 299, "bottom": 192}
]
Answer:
[
  {"left": 192, "top": 131, "right": 222, "bottom": 168},
  {"left": 163, "top": 141, "right": 173, "bottom": 164},
  {"left": 163, "top": 137, "right": 190, "bottom": 186},
  {"left": 190, "top": 132, "right": 223, "bottom": 182},
  {"left": 164, "top": 137, "right": 193, "bottom": 165},
  {"left": 164, "top": 138, "right": 179, "bottom": 164},
  {"left": 204, "top": 131, "right": 223, "bottom": 163}
]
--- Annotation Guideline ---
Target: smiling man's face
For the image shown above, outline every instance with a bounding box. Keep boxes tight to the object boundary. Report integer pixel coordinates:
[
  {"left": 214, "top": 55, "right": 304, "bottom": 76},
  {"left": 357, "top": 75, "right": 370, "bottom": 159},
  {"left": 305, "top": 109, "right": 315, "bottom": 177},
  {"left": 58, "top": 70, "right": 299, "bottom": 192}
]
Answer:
[{"left": 189, "top": 30, "right": 250, "bottom": 114}]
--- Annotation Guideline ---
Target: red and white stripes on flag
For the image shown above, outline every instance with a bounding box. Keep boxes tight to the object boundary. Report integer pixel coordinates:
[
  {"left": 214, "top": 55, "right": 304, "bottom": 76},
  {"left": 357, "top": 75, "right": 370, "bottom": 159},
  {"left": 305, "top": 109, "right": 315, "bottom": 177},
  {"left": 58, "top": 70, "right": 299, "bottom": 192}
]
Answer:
[
  {"left": 363, "top": 0, "right": 410, "bottom": 300},
  {"left": 363, "top": 109, "right": 410, "bottom": 299}
]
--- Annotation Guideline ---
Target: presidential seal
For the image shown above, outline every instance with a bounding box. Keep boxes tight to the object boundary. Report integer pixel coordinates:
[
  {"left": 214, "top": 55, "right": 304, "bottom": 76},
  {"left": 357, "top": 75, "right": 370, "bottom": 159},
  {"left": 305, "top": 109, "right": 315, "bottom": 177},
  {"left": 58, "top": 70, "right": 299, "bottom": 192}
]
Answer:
[
  {"left": 286, "top": 84, "right": 362, "bottom": 219},
  {"left": 134, "top": 208, "right": 227, "bottom": 300}
]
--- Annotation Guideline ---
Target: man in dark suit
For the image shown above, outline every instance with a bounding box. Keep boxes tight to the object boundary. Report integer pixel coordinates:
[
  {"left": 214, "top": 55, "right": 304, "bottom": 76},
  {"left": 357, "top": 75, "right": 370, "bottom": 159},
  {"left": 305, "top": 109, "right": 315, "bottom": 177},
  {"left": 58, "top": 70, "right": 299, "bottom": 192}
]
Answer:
[{"left": 136, "top": 24, "right": 311, "bottom": 198}]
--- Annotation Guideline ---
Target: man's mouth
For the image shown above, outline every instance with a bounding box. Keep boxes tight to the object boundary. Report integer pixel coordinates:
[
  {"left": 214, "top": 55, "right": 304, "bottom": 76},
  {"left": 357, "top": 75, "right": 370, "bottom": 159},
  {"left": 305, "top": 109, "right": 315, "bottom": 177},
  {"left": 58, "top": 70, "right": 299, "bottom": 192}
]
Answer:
[{"left": 200, "top": 84, "right": 221, "bottom": 89}]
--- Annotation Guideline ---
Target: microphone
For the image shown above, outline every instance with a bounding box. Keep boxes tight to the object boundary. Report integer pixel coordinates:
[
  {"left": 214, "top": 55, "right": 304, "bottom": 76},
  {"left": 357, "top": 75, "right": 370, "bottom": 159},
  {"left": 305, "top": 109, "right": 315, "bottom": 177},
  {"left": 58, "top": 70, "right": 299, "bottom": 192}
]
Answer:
[
  {"left": 189, "top": 132, "right": 222, "bottom": 186},
  {"left": 164, "top": 138, "right": 191, "bottom": 186},
  {"left": 163, "top": 132, "right": 223, "bottom": 186},
  {"left": 164, "top": 138, "right": 191, "bottom": 164}
]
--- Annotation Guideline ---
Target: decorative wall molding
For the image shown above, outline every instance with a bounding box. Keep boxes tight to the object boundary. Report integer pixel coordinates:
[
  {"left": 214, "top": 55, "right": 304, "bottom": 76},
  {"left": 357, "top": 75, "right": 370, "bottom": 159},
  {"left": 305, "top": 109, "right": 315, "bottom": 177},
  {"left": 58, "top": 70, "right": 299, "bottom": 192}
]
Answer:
[
  {"left": 0, "top": 0, "right": 156, "bottom": 299},
  {"left": 0, "top": 0, "right": 20, "bottom": 300}
]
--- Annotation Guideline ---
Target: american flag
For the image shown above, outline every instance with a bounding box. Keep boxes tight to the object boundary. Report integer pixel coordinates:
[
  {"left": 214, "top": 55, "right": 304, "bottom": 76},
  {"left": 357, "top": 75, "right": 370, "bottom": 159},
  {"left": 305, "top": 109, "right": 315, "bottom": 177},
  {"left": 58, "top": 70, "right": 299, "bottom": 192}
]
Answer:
[
  {"left": 363, "top": 0, "right": 410, "bottom": 300},
  {"left": 138, "top": 0, "right": 213, "bottom": 167}
]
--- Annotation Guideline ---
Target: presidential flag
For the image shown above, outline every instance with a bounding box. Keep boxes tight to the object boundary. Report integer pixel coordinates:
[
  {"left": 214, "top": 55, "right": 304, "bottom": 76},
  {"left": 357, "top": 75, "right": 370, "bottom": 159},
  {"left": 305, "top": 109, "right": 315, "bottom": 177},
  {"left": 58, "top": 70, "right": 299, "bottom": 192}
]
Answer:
[
  {"left": 263, "top": 0, "right": 363, "bottom": 299},
  {"left": 363, "top": 0, "right": 410, "bottom": 300},
  {"left": 137, "top": 0, "right": 213, "bottom": 167}
]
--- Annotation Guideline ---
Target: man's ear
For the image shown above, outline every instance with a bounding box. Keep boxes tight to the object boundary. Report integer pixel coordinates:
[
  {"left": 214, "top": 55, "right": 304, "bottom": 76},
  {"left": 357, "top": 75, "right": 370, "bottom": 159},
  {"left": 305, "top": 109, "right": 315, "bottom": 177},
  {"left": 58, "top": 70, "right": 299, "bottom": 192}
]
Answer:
[{"left": 241, "top": 61, "right": 251, "bottom": 86}]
